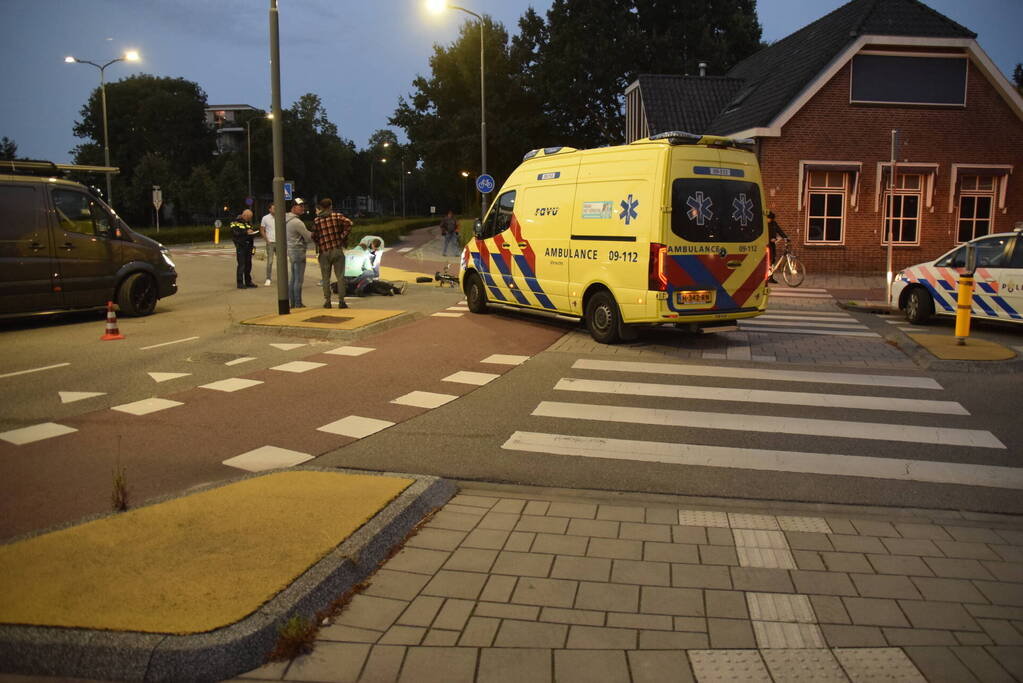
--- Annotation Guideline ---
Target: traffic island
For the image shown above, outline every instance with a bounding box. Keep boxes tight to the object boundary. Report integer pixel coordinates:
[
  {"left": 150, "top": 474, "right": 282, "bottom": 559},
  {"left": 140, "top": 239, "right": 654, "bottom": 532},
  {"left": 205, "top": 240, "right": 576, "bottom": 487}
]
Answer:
[{"left": 0, "top": 468, "right": 455, "bottom": 682}]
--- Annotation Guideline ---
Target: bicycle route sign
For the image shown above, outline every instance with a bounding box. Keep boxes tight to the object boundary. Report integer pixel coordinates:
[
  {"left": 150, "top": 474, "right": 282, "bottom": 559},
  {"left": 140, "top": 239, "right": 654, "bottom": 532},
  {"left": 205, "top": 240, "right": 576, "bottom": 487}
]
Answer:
[{"left": 475, "top": 174, "right": 495, "bottom": 194}]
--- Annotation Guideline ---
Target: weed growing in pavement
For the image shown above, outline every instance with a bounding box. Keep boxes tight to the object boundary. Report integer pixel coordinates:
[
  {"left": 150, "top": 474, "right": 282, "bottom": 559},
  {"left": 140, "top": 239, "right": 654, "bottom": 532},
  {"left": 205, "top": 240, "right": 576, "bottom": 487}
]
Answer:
[
  {"left": 111, "top": 460, "right": 129, "bottom": 511},
  {"left": 268, "top": 615, "right": 317, "bottom": 660}
]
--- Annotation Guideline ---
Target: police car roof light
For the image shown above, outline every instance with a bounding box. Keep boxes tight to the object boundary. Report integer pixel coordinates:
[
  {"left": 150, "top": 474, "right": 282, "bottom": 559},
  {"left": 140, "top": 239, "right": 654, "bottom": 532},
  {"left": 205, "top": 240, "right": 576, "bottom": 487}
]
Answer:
[{"left": 523, "top": 149, "right": 540, "bottom": 161}]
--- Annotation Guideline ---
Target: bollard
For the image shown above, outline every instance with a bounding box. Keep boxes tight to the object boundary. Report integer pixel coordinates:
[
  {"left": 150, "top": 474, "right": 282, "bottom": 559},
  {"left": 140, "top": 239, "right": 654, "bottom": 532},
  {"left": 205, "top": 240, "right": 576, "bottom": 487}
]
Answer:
[
  {"left": 214, "top": 227, "right": 220, "bottom": 245},
  {"left": 954, "top": 273, "right": 973, "bottom": 345}
]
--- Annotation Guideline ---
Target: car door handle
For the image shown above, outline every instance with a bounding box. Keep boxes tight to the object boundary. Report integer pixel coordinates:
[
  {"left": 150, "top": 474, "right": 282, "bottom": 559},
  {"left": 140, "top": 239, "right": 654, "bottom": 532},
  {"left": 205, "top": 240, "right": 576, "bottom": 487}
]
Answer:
[
  {"left": 30, "top": 241, "right": 44, "bottom": 252},
  {"left": 500, "top": 243, "right": 511, "bottom": 250},
  {"left": 517, "top": 242, "right": 528, "bottom": 248},
  {"left": 62, "top": 242, "right": 74, "bottom": 251}
]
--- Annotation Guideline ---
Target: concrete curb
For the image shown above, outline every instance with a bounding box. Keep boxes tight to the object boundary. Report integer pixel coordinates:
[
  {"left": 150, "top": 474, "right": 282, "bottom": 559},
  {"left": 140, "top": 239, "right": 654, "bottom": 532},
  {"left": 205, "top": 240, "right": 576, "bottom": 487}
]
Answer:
[
  {"left": 840, "top": 301, "right": 1023, "bottom": 374},
  {"left": 0, "top": 467, "right": 456, "bottom": 682},
  {"left": 229, "top": 310, "right": 424, "bottom": 341}
]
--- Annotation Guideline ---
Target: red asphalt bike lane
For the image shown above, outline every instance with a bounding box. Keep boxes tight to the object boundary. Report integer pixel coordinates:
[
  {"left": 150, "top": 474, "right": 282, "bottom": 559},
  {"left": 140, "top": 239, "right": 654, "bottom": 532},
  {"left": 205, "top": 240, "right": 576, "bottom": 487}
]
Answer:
[{"left": 0, "top": 296, "right": 567, "bottom": 542}]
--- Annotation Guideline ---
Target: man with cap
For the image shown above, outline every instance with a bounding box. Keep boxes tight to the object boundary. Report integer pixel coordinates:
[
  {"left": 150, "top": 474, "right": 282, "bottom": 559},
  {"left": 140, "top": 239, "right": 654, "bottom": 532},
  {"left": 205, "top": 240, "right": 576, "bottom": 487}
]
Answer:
[
  {"left": 230, "top": 208, "right": 258, "bottom": 288},
  {"left": 285, "top": 198, "right": 313, "bottom": 308}
]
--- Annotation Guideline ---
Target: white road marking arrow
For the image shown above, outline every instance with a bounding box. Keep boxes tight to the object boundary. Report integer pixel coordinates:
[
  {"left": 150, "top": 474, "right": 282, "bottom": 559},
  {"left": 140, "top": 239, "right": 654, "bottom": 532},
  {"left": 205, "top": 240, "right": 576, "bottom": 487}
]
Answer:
[
  {"left": 148, "top": 372, "right": 191, "bottom": 383},
  {"left": 58, "top": 391, "right": 106, "bottom": 404}
]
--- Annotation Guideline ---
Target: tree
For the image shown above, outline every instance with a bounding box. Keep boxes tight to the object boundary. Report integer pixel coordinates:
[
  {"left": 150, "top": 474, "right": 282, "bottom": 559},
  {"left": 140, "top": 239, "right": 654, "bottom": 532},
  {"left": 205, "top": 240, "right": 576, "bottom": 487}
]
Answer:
[
  {"left": 391, "top": 16, "right": 549, "bottom": 213},
  {"left": 72, "top": 74, "right": 215, "bottom": 221},
  {"left": 512, "top": 0, "right": 762, "bottom": 149},
  {"left": 1014, "top": 63, "right": 1023, "bottom": 96},
  {"left": 0, "top": 136, "right": 17, "bottom": 160},
  {"left": 280, "top": 93, "right": 356, "bottom": 204}
]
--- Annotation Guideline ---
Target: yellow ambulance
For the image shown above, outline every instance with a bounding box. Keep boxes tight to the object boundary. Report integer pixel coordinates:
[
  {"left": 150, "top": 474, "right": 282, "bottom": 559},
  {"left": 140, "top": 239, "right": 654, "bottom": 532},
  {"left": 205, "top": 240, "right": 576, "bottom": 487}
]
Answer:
[{"left": 459, "top": 131, "right": 770, "bottom": 343}]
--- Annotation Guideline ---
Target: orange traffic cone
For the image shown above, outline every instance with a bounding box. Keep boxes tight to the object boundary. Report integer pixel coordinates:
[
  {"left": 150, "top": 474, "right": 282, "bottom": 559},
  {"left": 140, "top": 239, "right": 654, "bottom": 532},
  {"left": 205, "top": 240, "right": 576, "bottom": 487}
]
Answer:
[{"left": 101, "top": 301, "right": 125, "bottom": 340}]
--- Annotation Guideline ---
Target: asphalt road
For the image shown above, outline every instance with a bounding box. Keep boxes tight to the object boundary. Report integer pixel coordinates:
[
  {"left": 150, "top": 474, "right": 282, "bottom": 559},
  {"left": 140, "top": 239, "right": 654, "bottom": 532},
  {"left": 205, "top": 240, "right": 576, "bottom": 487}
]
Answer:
[{"left": 2, "top": 234, "right": 1022, "bottom": 542}]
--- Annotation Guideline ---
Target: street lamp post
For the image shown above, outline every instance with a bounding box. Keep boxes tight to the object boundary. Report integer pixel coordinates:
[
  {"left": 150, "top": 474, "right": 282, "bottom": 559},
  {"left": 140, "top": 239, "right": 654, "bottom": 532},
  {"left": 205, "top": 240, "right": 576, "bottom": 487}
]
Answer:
[
  {"left": 65, "top": 50, "right": 140, "bottom": 205},
  {"left": 370, "top": 157, "right": 388, "bottom": 214},
  {"left": 426, "top": 1, "right": 487, "bottom": 215}
]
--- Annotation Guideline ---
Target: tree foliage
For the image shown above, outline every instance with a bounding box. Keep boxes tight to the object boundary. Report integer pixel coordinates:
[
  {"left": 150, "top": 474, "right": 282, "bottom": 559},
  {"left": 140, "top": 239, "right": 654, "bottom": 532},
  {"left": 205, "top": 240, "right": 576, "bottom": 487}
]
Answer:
[
  {"left": 392, "top": 1, "right": 763, "bottom": 203},
  {"left": 0, "top": 136, "right": 17, "bottom": 160},
  {"left": 1014, "top": 63, "right": 1023, "bottom": 95},
  {"left": 391, "top": 16, "right": 549, "bottom": 213}
]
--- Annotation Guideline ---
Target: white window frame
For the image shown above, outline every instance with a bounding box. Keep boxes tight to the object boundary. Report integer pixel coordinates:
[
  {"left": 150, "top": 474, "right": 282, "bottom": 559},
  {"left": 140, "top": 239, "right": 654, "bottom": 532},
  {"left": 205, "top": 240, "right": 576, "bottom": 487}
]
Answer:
[
  {"left": 881, "top": 174, "right": 923, "bottom": 246},
  {"left": 956, "top": 176, "right": 996, "bottom": 243},
  {"left": 873, "top": 162, "right": 938, "bottom": 214},
  {"left": 805, "top": 170, "right": 847, "bottom": 244},
  {"left": 947, "top": 163, "right": 1013, "bottom": 214}
]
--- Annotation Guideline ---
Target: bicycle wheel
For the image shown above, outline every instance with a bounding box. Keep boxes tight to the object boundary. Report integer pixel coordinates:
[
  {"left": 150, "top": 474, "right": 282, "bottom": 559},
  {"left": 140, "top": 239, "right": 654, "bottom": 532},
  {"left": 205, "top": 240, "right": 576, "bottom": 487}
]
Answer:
[{"left": 782, "top": 256, "right": 805, "bottom": 287}]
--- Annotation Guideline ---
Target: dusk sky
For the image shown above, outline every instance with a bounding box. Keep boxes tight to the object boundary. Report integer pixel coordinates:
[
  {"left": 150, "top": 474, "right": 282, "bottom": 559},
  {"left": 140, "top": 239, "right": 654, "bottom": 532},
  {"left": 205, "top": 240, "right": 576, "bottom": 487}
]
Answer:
[{"left": 2, "top": 0, "right": 1020, "bottom": 165}]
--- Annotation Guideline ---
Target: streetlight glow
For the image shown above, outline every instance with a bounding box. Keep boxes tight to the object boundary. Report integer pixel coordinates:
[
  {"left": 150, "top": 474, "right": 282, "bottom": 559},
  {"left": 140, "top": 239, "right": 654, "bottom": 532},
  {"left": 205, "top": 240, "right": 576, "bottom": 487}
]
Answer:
[
  {"left": 425, "top": 0, "right": 447, "bottom": 14},
  {"left": 64, "top": 56, "right": 76, "bottom": 63},
  {"left": 124, "top": 50, "right": 140, "bottom": 62}
]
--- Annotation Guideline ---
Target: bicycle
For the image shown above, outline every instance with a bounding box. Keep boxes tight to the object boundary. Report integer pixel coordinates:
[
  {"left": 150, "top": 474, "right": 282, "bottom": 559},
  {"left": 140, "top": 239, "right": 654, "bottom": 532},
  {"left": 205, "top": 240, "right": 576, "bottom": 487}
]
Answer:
[{"left": 766, "top": 238, "right": 806, "bottom": 287}]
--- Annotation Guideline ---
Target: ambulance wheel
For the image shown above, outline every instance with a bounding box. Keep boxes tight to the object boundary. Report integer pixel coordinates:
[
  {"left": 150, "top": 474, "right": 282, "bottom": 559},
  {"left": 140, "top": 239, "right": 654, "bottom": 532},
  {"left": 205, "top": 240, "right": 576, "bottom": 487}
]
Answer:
[
  {"left": 905, "top": 287, "right": 933, "bottom": 325},
  {"left": 585, "top": 290, "right": 622, "bottom": 344},
  {"left": 117, "top": 272, "right": 158, "bottom": 316},
  {"left": 465, "top": 272, "right": 488, "bottom": 314}
]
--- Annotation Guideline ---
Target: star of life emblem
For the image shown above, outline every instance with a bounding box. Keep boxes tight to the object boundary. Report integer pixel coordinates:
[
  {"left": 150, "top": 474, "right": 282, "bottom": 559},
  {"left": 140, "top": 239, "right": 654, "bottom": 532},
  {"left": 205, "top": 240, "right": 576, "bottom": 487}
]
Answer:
[
  {"left": 732, "top": 193, "right": 754, "bottom": 227},
  {"left": 619, "top": 194, "right": 639, "bottom": 225},
  {"left": 686, "top": 192, "right": 714, "bottom": 226}
]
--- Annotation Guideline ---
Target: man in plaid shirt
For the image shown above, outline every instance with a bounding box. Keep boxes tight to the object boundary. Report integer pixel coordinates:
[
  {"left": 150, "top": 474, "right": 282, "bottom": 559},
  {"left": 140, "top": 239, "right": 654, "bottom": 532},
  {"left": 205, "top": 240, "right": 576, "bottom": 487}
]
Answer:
[{"left": 312, "top": 198, "right": 353, "bottom": 308}]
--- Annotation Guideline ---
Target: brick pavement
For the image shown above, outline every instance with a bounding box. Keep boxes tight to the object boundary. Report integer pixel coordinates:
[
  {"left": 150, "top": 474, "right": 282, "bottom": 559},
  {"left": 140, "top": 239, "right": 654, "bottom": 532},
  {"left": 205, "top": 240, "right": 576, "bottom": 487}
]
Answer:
[{"left": 236, "top": 486, "right": 1023, "bottom": 682}]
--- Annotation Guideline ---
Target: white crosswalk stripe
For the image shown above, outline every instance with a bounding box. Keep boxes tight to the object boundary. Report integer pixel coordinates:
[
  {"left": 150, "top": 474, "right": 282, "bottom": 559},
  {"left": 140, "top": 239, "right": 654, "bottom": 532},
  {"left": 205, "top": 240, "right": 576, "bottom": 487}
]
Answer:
[
  {"left": 741, "top": 308, "right": 877, "bottom": 337},
  {"left": 768, "top": 287, "right": 833, "bottom": 300},
  {"left": 501, "top": 357, "right": 1013, "bottom": 489}
]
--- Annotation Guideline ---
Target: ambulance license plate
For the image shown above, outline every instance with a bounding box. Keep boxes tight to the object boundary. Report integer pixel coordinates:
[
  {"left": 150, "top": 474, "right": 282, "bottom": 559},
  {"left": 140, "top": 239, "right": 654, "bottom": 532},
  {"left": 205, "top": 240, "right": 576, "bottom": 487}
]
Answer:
[{"left": 676, "top": 290, "right": 712, "bottom": 305}]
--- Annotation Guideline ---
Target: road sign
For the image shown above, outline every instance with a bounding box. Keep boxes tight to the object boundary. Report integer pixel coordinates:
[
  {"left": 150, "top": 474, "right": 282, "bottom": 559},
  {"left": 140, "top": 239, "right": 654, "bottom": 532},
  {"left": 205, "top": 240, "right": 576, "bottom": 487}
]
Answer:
[
  {"left": 475, "top": 174, "right": 495, "bottom": 194},
  {"left": 152, "top": 186, "right": 162, "bottom": 211},
  {"left": 214, "top": 219, "right": 222, "bottom": 229},
  {"left": 245, "top": 197, "right": 254, "bottom": 207},
  {"left": 430, "top": 206, "right": 436, "bottom": 215},
  {"left": 283, "top": 181, "right": 294, "bottom": 201}
]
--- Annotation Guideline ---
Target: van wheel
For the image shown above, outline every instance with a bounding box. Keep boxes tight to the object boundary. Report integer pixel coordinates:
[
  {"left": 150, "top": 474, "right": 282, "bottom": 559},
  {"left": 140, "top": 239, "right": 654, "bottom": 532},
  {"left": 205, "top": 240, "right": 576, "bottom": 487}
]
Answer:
[
  {"left": 465, "top": 272, "right": 488, "bottom": 314},
  {"left": 905, "top": 287, "right": 933, "bottom": 325},
  {"left": 585, "top": 291, "right": 622, "bottom": 344},
  {"left": 117, "top": 272, "right": 158, "bottom": 316}
]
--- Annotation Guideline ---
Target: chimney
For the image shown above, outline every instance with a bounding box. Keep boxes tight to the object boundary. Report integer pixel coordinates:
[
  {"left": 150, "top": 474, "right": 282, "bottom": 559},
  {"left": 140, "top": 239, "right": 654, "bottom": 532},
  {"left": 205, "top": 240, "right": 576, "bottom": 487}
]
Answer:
[{"left": 698, "top": 62, "right": 707, "bottom": 77}]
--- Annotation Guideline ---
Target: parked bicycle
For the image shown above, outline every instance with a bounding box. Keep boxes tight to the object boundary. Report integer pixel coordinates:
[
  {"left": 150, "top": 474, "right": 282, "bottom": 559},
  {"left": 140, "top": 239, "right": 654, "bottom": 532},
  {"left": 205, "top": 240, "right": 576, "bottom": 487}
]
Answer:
[{"left": 767, "top": 238, "right": 806, "bottom": 287}]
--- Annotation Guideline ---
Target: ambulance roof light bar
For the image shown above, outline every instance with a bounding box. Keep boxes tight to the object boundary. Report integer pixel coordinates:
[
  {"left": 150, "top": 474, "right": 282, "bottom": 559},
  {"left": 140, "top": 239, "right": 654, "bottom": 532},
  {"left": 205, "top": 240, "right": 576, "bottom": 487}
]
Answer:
[
  {"left": 648, "top": 131, "right": 754, "bottom": 150},
  {"left": 522, "top": 146, "right": 577, "bottom": 161}
]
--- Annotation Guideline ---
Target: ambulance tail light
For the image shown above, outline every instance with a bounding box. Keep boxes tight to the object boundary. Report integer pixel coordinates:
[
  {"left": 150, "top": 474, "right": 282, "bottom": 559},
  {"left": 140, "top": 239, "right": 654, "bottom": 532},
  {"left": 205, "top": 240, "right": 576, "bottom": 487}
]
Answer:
[{"left": 648, "top": 243, "right": 668, "bottom": 291}]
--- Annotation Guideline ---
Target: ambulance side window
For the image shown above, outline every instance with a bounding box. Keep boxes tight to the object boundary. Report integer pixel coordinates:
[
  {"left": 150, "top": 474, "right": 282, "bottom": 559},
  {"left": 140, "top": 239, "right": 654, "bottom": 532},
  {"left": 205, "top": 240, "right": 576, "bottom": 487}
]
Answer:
[{"left": 481, "top": 191, "right": 516, "bottom": 239}]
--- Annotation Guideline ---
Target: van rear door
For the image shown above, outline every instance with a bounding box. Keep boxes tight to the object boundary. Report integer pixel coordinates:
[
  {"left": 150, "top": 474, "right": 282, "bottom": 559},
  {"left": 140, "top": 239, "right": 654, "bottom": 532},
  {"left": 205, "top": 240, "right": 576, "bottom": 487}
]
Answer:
[
  {"left": 0, "top": 183, "right": 61, "bottom": 313},
  {"left": 662, "top": 150, "right": 766, "bottom": 316}
]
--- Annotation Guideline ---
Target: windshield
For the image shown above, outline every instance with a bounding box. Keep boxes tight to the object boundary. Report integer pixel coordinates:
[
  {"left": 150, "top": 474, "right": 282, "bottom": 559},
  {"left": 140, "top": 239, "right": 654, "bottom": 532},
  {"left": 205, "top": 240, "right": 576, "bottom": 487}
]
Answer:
[{"left": 671, "top": 178, "right": 763, "bottom": 243}]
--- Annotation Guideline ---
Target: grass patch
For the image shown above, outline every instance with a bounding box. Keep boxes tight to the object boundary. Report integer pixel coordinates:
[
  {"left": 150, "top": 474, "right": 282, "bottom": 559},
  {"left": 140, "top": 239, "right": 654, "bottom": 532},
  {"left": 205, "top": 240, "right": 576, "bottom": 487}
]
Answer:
[{"left": 269, "top": 615, "right": 318, "bottom": 660}]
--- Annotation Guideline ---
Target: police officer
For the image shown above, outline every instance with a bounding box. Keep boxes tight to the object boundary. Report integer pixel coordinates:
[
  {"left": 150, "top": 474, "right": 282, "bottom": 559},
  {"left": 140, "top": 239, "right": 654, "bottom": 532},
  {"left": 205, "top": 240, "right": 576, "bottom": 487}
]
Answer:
[{"left": 231, "top": 209, "right": 258, "bottom": 288}]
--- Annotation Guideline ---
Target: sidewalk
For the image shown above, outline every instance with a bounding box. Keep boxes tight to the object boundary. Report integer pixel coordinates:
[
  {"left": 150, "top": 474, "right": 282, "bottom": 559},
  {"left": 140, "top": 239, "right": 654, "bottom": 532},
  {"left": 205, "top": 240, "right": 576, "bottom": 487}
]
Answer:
[{"left": 235, "top": 483, "right": 1023, "bottom": 683}]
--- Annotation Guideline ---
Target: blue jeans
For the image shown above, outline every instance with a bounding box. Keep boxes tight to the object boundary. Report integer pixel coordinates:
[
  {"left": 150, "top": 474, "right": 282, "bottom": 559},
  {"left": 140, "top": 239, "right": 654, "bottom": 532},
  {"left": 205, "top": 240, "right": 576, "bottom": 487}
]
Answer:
[
  {"left": 265, "top": 243, "right": 276, "bottom": 281},
  {"left": 442, "top": 232, "right": 459, "bottom": 256},
  {"left": 288, "top": 249, "right": 306, "bottom": 307}
]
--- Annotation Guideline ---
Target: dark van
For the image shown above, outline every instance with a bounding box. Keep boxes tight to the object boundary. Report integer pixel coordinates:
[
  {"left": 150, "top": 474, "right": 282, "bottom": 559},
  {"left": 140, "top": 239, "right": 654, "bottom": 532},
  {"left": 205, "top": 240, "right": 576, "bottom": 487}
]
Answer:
[{"left": 0, "top": 161, "right": 177, "bottom": 316}]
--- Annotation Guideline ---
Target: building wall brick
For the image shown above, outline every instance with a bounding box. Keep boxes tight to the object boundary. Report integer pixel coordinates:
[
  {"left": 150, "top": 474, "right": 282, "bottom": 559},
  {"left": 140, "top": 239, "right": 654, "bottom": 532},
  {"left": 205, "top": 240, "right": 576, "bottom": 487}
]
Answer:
[{"left": 758, "top": 59, "right": 1023, "bottom": 275}]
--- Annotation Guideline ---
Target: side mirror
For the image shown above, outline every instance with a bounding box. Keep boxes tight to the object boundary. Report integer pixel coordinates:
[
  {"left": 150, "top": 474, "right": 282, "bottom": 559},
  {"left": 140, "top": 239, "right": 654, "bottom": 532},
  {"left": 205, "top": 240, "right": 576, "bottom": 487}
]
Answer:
[{"left": 473, "top": 219, "right": 483, "bottom": 238}]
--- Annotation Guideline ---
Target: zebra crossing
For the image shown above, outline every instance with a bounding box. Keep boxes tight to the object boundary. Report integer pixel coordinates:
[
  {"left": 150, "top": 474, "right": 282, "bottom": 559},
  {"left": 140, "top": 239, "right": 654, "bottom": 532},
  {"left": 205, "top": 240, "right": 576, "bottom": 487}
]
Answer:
[
  {"left": 502, "top": 357, "right": 1021, "bottom": 490},
  {"left": 767, "top": 286, "right": 832, "bottom": 300},
  {"left": 739, "top": 308, "right": 879, "bottom": 338}
]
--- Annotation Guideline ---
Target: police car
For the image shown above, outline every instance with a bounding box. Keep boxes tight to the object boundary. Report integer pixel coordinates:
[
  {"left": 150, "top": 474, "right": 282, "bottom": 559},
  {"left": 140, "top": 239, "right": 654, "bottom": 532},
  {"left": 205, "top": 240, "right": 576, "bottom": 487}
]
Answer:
[{"left": 892, "top": 227, "right": 1023, "bottom": 325}]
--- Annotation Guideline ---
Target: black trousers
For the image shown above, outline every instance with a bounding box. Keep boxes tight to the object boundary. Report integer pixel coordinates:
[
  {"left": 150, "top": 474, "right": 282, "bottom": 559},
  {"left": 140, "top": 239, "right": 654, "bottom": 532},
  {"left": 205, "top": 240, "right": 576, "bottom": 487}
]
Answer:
[{"left": 235, "top": 243, "right": 253, "bottom": 285}]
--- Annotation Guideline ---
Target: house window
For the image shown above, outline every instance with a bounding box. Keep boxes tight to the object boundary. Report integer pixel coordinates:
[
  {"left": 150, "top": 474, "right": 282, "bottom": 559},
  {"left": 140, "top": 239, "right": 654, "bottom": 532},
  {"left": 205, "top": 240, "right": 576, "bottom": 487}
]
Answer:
[
  {"left": 882, "top": 174, "right": 922, "bottom": 245},
  {"left": 957, "top": 175, "right": 995, "bottom": 242},
  {"left": 805, "top": 171, "right": 846, "bottom": 243}
]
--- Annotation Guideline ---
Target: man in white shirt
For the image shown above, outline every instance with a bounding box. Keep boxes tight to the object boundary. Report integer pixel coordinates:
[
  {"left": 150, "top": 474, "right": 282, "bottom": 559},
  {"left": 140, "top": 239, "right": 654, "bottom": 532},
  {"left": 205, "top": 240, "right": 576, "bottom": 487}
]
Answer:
[{"left": 259, "top": 203, "right": 276, "bottom": 286}]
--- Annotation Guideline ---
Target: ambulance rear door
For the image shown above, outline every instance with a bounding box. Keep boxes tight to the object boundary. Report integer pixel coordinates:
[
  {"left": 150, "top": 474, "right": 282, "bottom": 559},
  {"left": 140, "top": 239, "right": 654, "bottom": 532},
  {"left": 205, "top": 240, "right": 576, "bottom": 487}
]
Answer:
[{"left": 663, "top": 147, "right": 767, "bottom": 317}]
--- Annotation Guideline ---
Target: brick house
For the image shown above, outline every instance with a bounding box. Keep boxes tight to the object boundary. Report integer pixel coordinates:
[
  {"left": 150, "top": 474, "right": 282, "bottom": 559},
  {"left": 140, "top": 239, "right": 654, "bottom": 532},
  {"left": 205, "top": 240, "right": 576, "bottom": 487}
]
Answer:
[{"left": 625, "top": 0, "right": 1023, "bottom": 276}]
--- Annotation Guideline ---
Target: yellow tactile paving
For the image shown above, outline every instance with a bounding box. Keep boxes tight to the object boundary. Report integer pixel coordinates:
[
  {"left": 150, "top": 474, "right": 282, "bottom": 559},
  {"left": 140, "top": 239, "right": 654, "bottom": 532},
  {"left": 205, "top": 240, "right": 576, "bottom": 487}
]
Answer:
[
  {"left": 0, "top": 471, "right": 412, "bottom": 634},
  {"left": 242, "top": 307, "right": 404, "bottom": 329},
  {"left": 908, "top": 333, "right": 1017, "bottom": 361}
]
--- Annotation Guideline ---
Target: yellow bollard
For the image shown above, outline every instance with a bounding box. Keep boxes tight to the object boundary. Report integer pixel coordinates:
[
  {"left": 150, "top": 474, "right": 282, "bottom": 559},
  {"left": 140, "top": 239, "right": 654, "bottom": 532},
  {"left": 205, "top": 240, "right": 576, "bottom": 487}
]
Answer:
[
  {"left": 214, "top": 228, "right": 220, "bottom": 245},
  {"left": 954, "top": 273, "right": 973, "bottom": 345}
]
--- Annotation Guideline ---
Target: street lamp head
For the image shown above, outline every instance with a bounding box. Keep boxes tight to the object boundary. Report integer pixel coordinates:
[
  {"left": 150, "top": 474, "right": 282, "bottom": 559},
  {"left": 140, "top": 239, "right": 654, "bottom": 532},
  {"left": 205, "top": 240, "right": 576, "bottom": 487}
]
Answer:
[
  {"left": 461, "top": 171, "right": 469, "bottom": 177},
  {"left": 425, "top": 0, "right": 448, "bottom": 14},
  {"left": 382, "top": 142, "right": 390, "bottom": 148},
  {"left": 64, "top": 55, "right": 77, "bottom": 63},
  {"left": 124, "top": 50, "right": 140, "bottom": 62}
]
